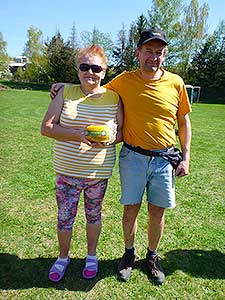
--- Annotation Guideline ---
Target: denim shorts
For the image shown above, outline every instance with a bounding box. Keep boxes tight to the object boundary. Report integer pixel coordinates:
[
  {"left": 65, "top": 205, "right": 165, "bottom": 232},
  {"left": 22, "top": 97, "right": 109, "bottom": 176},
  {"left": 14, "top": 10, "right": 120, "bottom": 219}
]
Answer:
[{"left": 119, "top": 145, "right": 175, "bottom": 208}]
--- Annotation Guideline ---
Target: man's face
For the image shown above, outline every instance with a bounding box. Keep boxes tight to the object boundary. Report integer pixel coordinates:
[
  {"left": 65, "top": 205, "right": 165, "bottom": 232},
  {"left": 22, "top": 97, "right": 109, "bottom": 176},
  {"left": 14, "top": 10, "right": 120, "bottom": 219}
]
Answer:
[{"left": 136, "top": 40, "right": 167, "bottom": 73}]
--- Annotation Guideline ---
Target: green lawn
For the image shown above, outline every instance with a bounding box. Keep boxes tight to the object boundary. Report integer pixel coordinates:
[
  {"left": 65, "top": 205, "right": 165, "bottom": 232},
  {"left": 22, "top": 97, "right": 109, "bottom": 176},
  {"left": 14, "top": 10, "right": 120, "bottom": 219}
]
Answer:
[{"left": 0, "top": 89, "right": 224, "bottom": 300}]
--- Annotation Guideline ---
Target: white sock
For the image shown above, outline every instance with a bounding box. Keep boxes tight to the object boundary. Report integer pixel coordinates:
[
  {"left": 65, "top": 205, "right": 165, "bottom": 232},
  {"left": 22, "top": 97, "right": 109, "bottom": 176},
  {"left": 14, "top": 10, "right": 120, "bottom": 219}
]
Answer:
[
  {"left": 87, "top": 254, "right": 97, "bottom": 260},
  {"left": 57, "top": 256, "right": 69, "bottom": 262}
]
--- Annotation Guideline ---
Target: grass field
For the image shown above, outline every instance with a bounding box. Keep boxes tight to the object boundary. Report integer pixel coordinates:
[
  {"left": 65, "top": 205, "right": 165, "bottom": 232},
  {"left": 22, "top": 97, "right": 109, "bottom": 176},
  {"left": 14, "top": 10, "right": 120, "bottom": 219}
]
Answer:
[{"left": 0, "top": 89, "right": 224, "bottom": 300}]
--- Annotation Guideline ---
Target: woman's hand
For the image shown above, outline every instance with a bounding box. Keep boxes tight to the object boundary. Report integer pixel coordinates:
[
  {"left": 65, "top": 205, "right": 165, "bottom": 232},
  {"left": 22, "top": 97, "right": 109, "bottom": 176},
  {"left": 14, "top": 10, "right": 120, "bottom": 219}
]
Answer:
[
  {"left": 76, "top": 127, "right": 107, "bottom": 147},
  {"left": 76, "top": 127, "right": 92, "bottom": 146}
]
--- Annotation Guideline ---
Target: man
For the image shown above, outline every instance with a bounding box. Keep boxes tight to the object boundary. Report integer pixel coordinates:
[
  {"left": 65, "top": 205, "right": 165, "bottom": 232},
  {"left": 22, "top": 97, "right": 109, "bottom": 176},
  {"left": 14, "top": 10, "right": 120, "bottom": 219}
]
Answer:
[
  {"left": 104, "top": 28, "right": 191, "bottom": 285},
  {"left": 51, "top": 28, "right": 192, "bottom": 285}
]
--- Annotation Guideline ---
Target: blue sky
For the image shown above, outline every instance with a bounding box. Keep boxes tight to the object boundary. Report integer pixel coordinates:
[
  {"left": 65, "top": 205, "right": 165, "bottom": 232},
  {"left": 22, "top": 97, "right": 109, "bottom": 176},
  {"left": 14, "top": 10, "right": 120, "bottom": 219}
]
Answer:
[{"left": 0, "top": 0, "right": 224, "bottom": 57}]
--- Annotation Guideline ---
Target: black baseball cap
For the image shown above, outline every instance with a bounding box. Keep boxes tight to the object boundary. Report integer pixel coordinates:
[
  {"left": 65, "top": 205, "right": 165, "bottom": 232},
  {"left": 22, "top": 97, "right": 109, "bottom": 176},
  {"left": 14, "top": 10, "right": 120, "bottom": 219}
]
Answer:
[{"left": 137, "top": 28, "right": 168, "bottom": 47}]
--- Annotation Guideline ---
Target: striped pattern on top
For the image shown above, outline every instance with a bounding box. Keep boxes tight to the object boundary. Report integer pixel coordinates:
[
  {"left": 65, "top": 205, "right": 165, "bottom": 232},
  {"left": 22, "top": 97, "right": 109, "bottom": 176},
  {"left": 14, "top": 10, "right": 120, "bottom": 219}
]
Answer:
[{"left": 53, "top": 85, "right": 119, "bottom": 179}]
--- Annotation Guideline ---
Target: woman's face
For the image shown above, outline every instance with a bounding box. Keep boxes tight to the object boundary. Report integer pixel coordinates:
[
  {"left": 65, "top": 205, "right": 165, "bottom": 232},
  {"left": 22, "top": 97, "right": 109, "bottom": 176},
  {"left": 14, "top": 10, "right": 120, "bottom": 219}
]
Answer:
[{"left": 78, "top": 54, "right": 106, "bottom": 87}]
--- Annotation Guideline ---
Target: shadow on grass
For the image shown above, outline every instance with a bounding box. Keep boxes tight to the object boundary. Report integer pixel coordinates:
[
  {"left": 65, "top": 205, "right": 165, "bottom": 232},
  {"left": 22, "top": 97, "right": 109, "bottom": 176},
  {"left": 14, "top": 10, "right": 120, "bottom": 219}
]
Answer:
[
  {"left": 1, "top": 249, "right": 224, "bottom": 291},
  {"left": 135, "top": 249, "right": 225, "bottom": 280},
  {"left": 0, "top": 253, "right": 120, "bottom": 291}
]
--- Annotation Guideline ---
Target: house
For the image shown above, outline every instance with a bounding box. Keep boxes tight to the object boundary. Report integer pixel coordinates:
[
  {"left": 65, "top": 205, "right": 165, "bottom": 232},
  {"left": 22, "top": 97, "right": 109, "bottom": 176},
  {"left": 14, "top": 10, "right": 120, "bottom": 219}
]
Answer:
[{"left": 9, "top": 56, "right": 31, "bottom": 74}]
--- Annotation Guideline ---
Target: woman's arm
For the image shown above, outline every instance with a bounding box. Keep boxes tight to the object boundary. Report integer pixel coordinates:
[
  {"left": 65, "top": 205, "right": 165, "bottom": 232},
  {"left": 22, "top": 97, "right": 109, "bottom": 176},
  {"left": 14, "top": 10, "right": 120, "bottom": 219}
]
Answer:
[{"left": 41, "top": 87, "right": 91, "bottom": 144}]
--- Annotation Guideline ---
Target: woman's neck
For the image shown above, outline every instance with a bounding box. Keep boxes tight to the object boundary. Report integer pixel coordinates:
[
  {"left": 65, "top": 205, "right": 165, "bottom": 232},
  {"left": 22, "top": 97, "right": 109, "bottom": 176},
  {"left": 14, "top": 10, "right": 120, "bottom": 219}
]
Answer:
[{"left": 80, "top": 84, "right": 105, "bottom": 98}]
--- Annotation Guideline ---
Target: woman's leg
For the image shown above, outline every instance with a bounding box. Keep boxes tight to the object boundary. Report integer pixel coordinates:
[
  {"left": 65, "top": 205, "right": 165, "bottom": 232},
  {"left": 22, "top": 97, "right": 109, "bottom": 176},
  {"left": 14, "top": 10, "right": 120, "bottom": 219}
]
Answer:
[
  {"left": 56, "top": 175, "right": 81, "bottom": 257},
  {"left": 57, "top": 229, "right": 73, "bottom": 258},
  {"left": 86, "top": 223, "right": 102, "bottom": 256},
  {"left": 49, "top": 175, "right": 82, "bottom": 282},
  {"left": 84, "top": 179, "right": 108, "bottom": 255}
]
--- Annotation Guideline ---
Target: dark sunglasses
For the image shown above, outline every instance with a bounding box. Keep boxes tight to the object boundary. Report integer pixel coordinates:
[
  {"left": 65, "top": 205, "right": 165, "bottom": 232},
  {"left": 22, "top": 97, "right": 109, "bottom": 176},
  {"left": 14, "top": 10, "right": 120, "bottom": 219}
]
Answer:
[{"left": 79, "top": 63, "right": 103, "bottom": 73}]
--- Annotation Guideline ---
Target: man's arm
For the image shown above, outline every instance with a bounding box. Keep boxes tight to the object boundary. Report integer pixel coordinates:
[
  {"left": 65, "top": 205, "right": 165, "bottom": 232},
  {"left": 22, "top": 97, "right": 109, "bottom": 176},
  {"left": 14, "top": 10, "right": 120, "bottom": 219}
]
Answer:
[
  {"left": 50, "top": 83, "right": 66, "bottom": 99},
  {"left": 114, "top": 99, "right": 124, "bottom": 144},
  {"left": 176, "top": 113, "right": 192, "bottom": 177}
]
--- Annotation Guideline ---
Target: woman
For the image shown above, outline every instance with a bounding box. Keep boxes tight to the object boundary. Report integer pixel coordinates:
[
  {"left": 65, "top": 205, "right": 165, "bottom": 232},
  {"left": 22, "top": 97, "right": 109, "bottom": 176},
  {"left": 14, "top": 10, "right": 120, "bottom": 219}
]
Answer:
[{"left": 41, "top": 45, "right": 123, "bottom": 281}]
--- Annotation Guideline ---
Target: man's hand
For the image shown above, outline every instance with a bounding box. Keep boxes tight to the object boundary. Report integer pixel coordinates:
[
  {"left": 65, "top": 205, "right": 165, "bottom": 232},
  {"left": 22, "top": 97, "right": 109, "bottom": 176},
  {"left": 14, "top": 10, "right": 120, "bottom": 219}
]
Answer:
[
  {"left": 175, "top": 160, "right": 189, "bottom": 177},
  {"left": 50, "top": 83, "right": 65, "bottom": 99}
]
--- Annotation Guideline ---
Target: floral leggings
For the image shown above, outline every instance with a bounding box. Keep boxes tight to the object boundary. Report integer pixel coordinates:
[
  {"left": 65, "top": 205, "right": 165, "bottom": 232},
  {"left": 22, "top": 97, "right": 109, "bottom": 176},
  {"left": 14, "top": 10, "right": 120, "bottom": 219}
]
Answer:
[{"left": 56, "top": 174, "right": 108, "bottom": 231}]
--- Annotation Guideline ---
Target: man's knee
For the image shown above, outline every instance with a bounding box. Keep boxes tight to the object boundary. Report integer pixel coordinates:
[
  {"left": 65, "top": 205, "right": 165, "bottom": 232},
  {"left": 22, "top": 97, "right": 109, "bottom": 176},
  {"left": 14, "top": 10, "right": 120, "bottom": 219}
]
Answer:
[
  {"left": 148, "top": 204, "right": 165, "bottom": 222},
  {"left": 123, "top": 204, "right": 141, "bottom": 219}
]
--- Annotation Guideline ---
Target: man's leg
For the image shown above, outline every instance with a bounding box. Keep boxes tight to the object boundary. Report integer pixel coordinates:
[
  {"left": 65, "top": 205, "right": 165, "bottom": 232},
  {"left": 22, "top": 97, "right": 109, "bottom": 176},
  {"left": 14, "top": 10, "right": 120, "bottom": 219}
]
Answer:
[
  {"left": 118, "top": 145, "right": 149, "bottom": 281},
  {"left": 118, "top": 203, "right": 141, "bottom": 281},
  {"left": 123, "top": 204, "right": 141, "bottom": 248},
  {"left": 147, "top": 203, "right": 165, "bottom": 251},
  {"left": 145, "top": 152, "right": 175, "bottom": 285},
  {"left": 146, "top": 203, "right": 165, "bottom": 285}
]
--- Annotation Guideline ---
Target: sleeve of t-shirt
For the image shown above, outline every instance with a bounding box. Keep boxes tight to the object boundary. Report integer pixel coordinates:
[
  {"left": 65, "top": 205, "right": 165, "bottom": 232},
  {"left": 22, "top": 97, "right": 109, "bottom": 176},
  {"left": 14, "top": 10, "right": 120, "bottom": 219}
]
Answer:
[
  {"left": 177, "top": 84, "right": 192, "bottom": 116},
  {"left": 104, "top": 71, "right": 126, "bottom": 95}
]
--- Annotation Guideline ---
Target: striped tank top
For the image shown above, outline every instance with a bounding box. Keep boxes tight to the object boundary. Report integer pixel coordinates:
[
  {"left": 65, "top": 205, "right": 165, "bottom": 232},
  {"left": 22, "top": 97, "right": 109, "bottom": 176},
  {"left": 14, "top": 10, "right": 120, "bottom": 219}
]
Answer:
[{"left": 53, "top": 85, "right": 120, "bottom": 179}]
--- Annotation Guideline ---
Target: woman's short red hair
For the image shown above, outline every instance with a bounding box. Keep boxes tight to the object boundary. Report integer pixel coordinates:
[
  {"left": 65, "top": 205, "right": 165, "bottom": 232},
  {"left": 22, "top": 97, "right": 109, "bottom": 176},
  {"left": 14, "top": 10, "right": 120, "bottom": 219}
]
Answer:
[{"left": 76, "top": 44, "right": 108, "bottom": 68}]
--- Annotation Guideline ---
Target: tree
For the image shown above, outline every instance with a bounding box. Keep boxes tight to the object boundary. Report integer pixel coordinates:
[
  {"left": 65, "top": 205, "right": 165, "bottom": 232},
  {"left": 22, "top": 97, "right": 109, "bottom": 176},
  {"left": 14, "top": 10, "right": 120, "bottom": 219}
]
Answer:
[
  {"left": 23, "top": 26, "right": 44, "bottom": 58},
  {"left": 112, "top": 24, "right": 128, "bottom": 74},
  {"left": 136, "top": 13, "right": 148, "bottom": 37},
  {"left": 46, "top": 31, "right": 78, "bottom": 83},
  {"left": 124, "top": 14, "right": 148, "bottom": 69},
  {"left": 23, "top": 54, "right": 50, "bottom": 83},
  {"left": 13, "top": 66, "right": 24, "bottom": 81},
  {"left": 81, "top": 27, "right": 114, "bottom": 64},
  {"left": 69, "top": 22, "right": 80, "bottom": 49},
  {"left": 178, "top": 0, "right": 209, "bottom": 73},
  {"left": 147, "top": 0, "right": 208, "bottom": 71},
  {"left": 122, "top": 23, "right": 138, "bottom": 70},
  {"left": 147, "top": 0, "right": 183, "bottom": 66},
  {"left": 20, "top": 26, "right": 52, "bottom": 82},
  {"left": 0, "top": 32, "right": 10, "bottom": 78},
  {"left": 0, "top": 32, "right": 7, "bottom": 55},
  {"left": 113, "top": 14, "right": 148, "bottom": 74},
  {"left": 187, "top": 21, "right": 225, "bottom": 102}
]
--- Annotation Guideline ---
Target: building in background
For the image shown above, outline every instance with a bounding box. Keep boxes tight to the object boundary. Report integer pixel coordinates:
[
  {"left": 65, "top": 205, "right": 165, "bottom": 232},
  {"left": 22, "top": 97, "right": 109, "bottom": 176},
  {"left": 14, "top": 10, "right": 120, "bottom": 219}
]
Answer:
[{"left": 9, "top": 56, "right": 31, "bottom": 74}]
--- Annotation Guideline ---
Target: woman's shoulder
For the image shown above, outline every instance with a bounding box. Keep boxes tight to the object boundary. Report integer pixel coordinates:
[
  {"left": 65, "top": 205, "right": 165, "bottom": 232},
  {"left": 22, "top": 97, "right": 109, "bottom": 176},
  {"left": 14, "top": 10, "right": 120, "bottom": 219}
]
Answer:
[
  {"left": 104, "top": 87, "right": 120, "bottom": 103},
  {"left": 64, "top": 84, "right": 80, "bottom": 99}
]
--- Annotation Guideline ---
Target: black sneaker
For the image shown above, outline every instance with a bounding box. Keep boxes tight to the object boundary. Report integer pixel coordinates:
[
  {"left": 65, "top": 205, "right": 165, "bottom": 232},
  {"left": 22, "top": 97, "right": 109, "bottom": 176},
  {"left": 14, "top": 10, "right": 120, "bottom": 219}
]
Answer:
[
  {"left": 146, "top": 253, "right": 165, "bottom": 285},
  {"left": 118, "top": 252, "right": 135, "bottom": 281}
]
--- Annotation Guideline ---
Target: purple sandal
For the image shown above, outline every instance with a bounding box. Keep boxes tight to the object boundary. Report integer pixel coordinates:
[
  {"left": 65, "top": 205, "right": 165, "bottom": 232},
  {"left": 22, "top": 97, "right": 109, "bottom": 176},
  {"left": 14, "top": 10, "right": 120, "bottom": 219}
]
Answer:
[
  {"left": 48, "top": 257, "right": 70, "bottom": 282},
  {"left": 82, "top": 257, "right": 98, "bottom": 279}
]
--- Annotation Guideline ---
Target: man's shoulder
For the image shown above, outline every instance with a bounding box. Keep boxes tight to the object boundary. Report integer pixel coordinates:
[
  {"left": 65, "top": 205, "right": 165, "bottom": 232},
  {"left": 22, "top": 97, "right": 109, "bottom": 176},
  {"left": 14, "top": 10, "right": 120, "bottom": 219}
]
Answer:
[
  {"left": 105, "top": 69, "right": 138, "bottom": 91},
  {"left": 64, "top": 84, "right": 80, "bottom": 98},
  {"left": 164, "top": 70, "right": 184, "bottom": 84},
  {"left": 113, "top": 69, "right": 138, "bottom": 80}
]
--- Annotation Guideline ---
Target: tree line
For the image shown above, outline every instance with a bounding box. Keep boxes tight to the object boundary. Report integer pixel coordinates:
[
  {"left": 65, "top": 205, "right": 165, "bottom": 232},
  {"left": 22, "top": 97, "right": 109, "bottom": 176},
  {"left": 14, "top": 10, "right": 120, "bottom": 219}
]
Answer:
[{"left": 0, "top": 0, "right": 224, "bottom": 102}]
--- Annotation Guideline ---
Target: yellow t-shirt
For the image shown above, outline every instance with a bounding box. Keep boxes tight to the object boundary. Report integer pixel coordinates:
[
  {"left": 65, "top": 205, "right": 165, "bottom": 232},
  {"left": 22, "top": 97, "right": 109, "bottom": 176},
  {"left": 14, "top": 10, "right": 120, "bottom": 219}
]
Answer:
[
  {"left": 53, "top": 85, "right": 119, "bottom": 179},
  {"left": 105, "top": 69, "right": 191, "bottom": 150}
]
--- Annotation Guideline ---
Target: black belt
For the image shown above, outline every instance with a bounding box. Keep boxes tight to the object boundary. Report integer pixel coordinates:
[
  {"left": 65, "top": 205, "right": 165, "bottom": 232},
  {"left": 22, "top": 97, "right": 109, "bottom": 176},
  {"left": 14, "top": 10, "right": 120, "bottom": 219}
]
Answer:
[{"left": 123, "top": 142, "right": 170, "bottom": 157}]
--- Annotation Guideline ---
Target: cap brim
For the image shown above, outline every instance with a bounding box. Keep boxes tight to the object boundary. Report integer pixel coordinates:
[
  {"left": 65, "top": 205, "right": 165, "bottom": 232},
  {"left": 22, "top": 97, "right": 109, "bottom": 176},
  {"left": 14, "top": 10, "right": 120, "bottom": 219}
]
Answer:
[{"left": 141, "top": 37, "right": 168, "bottom": 46}]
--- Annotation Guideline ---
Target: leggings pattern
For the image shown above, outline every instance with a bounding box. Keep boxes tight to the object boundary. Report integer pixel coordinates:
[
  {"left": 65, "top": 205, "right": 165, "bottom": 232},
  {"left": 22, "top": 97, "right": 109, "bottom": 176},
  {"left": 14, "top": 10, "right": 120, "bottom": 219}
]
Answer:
[{"left": 56, "top": 174, "right": 108, "bottom": 230}]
